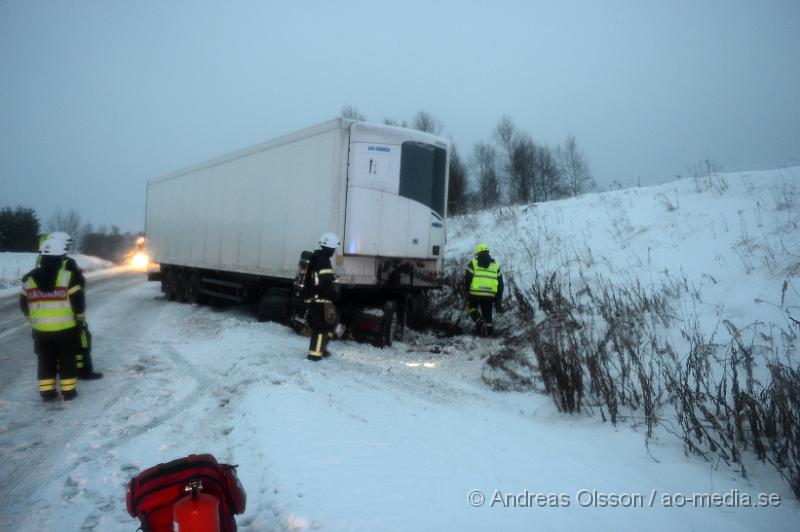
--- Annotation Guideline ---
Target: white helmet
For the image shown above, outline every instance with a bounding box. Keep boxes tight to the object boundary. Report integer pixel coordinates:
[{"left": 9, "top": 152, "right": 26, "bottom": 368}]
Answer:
[
  {"left": 46, "top": 231, "right": 73, "bottom": 250},
  {"left": 48, "top": 231, "right": 72, "bottom": 242},
  {"left": 39, "top": 236, "right": 69, "bottom": 256},
  {"left": 319, "top": 232, "right": 341, "bottom": 249}
]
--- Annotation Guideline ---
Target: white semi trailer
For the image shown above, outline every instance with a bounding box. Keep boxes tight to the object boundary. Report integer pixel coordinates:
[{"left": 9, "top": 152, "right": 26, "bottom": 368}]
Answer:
[{"left": 145, "top": 118, "right": 449, "bottom": 328}]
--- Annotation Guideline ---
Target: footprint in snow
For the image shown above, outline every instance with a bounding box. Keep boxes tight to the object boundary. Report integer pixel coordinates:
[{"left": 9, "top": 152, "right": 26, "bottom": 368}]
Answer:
[
  {"left": 63, "top": 475, "right": 80, "bottom": 501},
  {"left": 80, "top": 512, "right": 101, "bottom": 530},
  {"left": 120, "top": 463, "right": 140, "bottom": 475}
]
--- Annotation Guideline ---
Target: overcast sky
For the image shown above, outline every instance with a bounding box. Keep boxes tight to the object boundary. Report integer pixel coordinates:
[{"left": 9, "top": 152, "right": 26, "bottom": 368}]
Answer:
[{"left": 2, "top": 0, "right": 798, "bottom": 232}]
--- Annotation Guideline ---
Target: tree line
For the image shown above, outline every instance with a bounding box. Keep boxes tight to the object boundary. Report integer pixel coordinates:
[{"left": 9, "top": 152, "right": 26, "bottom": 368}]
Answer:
[
  {"left": 341, "top": 106, "right": 595, "bottom": 215},
  {"left": 0, "top": 207, "right": 40, "bottom": 252},
  {"left": 0, "top": 206, "right": 139, "bottom": 262}
]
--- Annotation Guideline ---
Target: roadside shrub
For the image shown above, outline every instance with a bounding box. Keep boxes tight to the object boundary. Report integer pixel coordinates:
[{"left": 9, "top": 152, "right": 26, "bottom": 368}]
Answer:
[{"left": 508, "top": 269, "right": 800, "bottom": 498}]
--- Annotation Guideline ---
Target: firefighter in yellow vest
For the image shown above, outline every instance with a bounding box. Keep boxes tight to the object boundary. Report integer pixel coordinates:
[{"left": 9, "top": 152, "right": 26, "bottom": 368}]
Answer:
[
  {"left": 465, "top": 243, "right": 504, "bottom": 336},
  {"left": 36, "top": 232, "right": 102, "bottom": 379},
  {"left": 19, "top": 235, "right": 85, "bottom": 401}
]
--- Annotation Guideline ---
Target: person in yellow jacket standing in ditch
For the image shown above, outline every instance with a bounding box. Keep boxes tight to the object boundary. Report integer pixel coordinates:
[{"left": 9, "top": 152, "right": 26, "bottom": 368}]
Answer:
[
  {"left": 20, "top": 235, "right": 85, "bottom": 401},
  {"left": 464, "top": 243, "right": 504, "bottom": 337}
]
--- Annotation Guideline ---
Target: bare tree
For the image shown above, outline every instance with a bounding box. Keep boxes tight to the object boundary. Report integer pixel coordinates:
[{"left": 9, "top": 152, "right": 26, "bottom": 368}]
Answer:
[
  {"left": 536, "top": 143, "right": 564, "bottom": 201},
  {"left": 557, "top": 134, "right": 595, "bottom": 196},
  {"left": 494, "top": 115, "right": 521, "bottom": 204},
  {"left": 46, "top": 208, "right": 83, "bottom": 250},
  {"left": 493, "top": 115, "right": 516, "bottom": 155},
  {"left": 472, "top": 141, "right": 501, "bottom": 209},
  {"left": 340, "top": 105, "right": 366, "bottom": 121},
  {"left": 447, "top": 144, "right": 468, "bottom": 215},
  {"left": 508, "top": 132, "right": 538, "bottom": 204},
  {"left": 411, "top": 110, "right": 442, "bottom": 135},
  {"left": 494, "top": 115, "right": 572, "bottom": 204}
]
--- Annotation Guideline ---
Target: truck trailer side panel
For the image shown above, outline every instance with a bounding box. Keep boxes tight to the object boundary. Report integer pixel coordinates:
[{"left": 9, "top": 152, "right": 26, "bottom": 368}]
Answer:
[
  {"left": 147, "top": 119, "right": 450, "bottom": 299},
  {"left": 146, "top": 121, "right": 347, "bottom": 279}
]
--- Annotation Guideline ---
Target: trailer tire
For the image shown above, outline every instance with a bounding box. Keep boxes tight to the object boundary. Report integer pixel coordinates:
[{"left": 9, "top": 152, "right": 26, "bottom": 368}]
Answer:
[
  {"left": 163, "top": 269, "right": 177, "bottom": 301},
  {"left": 257, "top": 287, "right": 291, "bottom": 322},
  {"left": 175, "top": 272, "right": 188, "bottom": 303},
  {"left": 402, "top": 292, "right": 427, "bottom": 327},
  {"left": 187, "top": 271, "right": 206, "bottom": 305},
  {"left": 380, "top": 301, "right": 400, "bottom": 347}
]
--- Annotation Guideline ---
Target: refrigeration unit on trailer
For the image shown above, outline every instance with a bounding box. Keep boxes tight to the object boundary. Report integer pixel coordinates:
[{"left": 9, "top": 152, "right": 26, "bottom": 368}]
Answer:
[{"left": 145, "top": 118, "right": 449, "bottom": 333}]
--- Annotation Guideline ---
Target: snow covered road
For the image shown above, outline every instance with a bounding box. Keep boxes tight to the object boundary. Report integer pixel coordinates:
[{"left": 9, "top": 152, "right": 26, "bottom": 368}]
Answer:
[{"left": 0, "top": 273, "right": 797, "bottom": 531}]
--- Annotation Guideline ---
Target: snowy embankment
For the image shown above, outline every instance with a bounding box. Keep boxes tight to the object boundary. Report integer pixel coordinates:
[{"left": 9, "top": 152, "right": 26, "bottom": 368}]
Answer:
[
  {"left": 443, "top": 167, "right": 800, "bottom": 332},
  {"left": 440, "top": 166, "right": 800, "bottom": 388},
  {"left": 1, "top": 168, "right": 798, "bottom": 532},
  {"left": 439, "top": 166, "right": 800, "bottom": 501},
  {"left": 0, "top": 252, "right": 116, "bottom": 296}
]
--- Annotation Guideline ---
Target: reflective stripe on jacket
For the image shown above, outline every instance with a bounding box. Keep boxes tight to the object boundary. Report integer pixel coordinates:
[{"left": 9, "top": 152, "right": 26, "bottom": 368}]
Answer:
[
  {"left": 304, "top": 268, "right": 335, "bottom": 304},
  {"left": 304, "top": 250, "right": 336, "bottom": 303},
  {"left": 23, "top": 262, "right": 78, "bottom": 332},
  {"left": 468, "top": 258, "right": 500, "bottom": 296}
]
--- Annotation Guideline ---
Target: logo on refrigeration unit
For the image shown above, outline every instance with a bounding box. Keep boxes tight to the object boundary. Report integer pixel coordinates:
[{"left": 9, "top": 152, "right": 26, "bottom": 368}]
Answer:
[{"left": 367, "top": 146, "right": 391, "bottom": 153}]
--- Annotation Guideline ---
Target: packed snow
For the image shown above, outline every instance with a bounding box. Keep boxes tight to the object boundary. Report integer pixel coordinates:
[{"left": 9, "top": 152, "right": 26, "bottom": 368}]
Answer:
[{"left": 0, "top": 167, "right": 798, "bottom": 531}]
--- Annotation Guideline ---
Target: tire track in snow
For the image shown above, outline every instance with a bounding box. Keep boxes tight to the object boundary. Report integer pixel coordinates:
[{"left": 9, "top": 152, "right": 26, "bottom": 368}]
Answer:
[{"left": 0, "top": 274, "right": 175, "bottom": 531}]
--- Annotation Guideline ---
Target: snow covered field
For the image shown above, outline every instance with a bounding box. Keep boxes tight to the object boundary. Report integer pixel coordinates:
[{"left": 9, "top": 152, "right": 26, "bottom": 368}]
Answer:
[
  {"left": 0, "top": 252, "right": 116, "bottom": 296},
  {"left": 1, "top": 167, "right": 798, "bottom": 531}
]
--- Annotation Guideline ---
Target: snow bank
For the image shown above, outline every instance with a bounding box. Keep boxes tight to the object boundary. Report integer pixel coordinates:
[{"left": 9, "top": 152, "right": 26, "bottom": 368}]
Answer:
[
  {"left": 444, "top": 166, "right": 800, "bottom": 342},
  {"left": 0, "top": 252, "right": 115, "bottom": 296},
  {"left": 440, "top": 166, "right": 800, "bottom": 509}
]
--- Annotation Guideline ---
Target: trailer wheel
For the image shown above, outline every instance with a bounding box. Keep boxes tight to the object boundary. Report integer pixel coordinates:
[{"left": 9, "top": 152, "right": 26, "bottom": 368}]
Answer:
[
  {"left": 163, "top": 269, "right": 177, "bottom": 301},
  {"left": 175, "top": 272, "right": 188, "bottom": 303},
  {"left": 187, "top": 271, "right": 206, "bottom": 305},
  {"left": 380, "top": 301, "right": 400, "bottom": 347},
  {"left": 403, "top": 293, "right": 426, "bottom": 327},
  {"left": 257, "top": 287, "right": 291, "bottom": 322}
]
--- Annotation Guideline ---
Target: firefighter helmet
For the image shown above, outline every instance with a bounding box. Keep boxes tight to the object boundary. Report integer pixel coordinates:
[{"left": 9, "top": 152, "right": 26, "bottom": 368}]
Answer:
[
  {"left": 475, "top": 243, "right": 489, "bottom": 255},
  {"left": 319, "top": 233, "right": 341, "bottom": 249},
  {"left": 46, "top": 231, "right": 73, "bottom": 250},
  {"left": 39, "top": 235, "right": 69, "bottom": 256}
]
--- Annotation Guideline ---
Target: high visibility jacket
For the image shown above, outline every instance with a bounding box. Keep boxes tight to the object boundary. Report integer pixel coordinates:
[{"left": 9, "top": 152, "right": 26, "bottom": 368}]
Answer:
[
  {"left": 22, "top": 261, "right": 80, "bottom": 332},
  {"left": 35, "top": 255, "right": 86, "bottom": 287},
  {"left": 303, "top": 250, "right": 336, "bottom": 304},
  {"left": 467, "top": 258, "right": 501, "bottom": 297}
]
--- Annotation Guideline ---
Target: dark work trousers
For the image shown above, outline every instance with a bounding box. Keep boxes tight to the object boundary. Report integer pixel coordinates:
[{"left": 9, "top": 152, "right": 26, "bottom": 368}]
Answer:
[
  {"left": 467, "top": 295, "right": 495, "bottom": 336},
  {"left": 307, "top": 302, "right": 331, "bottom": 360},
  {"left": 34, "top": 327, "right": 79, "bottom": 396}
]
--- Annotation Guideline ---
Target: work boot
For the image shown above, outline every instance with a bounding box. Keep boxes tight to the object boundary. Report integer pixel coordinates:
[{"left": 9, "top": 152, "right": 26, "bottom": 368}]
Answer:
[
  {"left": 472, "top": 323, "right": 484, "bottom": 336},
  {"left": 62, "top": 389, "right": 78, "bottom": 401},
  {"left": 78, "top": 371, "right": 104, "bottom": 380},
  {"left": 40, "top": 390, "right": 58, "bottom": 402},
  {"left": 306, "top": 354, "right": 322, "bottom": 362}
]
